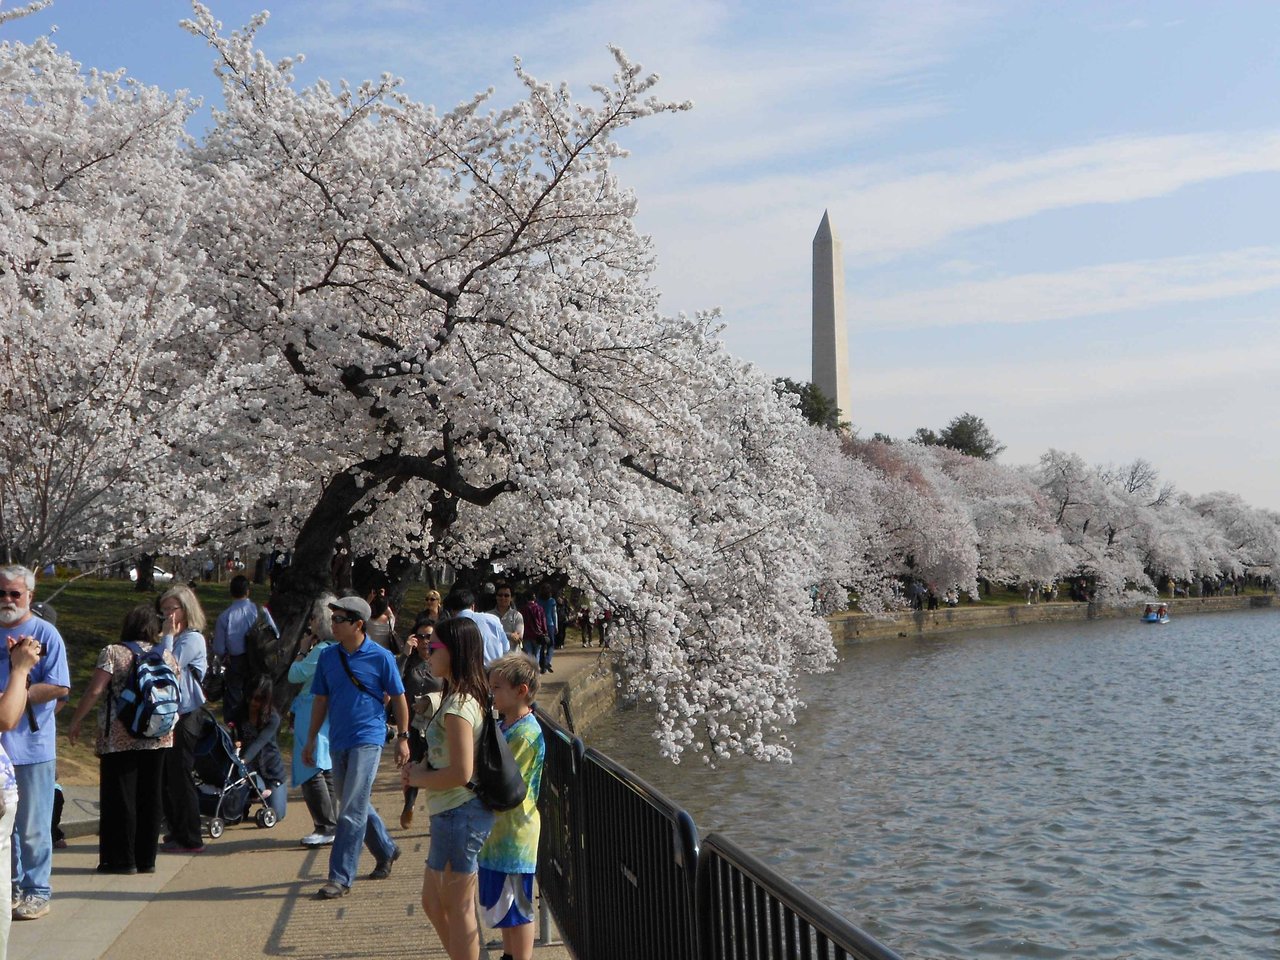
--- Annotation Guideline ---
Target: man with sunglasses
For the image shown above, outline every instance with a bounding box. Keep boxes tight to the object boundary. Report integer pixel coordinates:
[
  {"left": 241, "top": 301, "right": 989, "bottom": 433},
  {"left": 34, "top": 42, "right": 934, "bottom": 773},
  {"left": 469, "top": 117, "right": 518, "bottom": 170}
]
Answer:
[
  {"left": 0, "top": 565, "right": 70, "bottom": 922},
  {"left": 302, "top": 596, "right": 410, "bottom": 899}
]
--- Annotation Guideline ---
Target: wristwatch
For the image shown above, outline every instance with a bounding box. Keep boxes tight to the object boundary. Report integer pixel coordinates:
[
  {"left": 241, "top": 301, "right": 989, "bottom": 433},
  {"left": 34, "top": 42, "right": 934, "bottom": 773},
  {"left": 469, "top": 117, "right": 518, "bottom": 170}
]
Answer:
[{"left": 396, "top": 731, "right": 410, "bottom": 740}]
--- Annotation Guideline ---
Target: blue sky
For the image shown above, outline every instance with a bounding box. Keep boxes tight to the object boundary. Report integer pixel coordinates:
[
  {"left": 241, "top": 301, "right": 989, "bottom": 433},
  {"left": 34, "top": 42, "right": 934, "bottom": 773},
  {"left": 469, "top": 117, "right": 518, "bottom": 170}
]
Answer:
[{"left": 6, "top": 0, "right": 1279, "bottom": 510}]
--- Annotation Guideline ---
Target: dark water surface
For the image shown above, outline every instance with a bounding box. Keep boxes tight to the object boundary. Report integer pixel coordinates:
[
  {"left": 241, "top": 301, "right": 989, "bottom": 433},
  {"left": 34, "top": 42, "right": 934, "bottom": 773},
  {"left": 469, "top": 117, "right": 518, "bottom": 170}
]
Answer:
[{"left": 589, "top": 609, "right": 1280, "bottom": 959}]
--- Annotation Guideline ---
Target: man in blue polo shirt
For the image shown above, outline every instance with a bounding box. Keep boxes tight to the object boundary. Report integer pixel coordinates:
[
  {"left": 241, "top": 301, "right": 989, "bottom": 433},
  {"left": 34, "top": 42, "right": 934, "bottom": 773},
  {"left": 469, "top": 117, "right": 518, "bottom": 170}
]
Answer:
[
  {"left": 302, "top": 596, "right": 410, "bottom": 899},
  {"left": 0, "top": 565, "right": 71, "bottom": 922}
]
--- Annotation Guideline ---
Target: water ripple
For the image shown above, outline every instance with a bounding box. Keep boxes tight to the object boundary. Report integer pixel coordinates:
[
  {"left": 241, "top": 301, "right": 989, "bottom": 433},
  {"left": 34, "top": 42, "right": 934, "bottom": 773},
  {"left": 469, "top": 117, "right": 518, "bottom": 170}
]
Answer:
[{"left": 592, "top": 609, "right": 1280, "bottom": 959}]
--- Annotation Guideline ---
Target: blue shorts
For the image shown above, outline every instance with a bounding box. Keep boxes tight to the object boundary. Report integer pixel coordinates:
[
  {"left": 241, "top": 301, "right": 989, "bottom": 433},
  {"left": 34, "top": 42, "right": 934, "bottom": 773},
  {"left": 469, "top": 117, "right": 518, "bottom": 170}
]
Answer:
[
  {"left": 426, "top": 795, "right": 494, "bottom": 874},
  {"left": 478, "top": 868, "right": 535, "bottom": 927}
]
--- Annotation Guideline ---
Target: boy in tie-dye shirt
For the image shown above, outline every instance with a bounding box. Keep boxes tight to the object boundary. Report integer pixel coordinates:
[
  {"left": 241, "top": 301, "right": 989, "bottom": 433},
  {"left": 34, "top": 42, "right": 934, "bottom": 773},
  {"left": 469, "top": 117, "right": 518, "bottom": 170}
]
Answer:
[{"left": 477, "top": 653, "right": 545, "bottom": 960}]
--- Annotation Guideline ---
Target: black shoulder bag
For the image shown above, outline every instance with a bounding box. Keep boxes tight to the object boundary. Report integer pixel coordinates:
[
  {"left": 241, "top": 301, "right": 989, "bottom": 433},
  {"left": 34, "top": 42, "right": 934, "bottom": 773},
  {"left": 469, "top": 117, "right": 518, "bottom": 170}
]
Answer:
[{"left": 467, "top": 696, "right": 528, "bottom": 812}]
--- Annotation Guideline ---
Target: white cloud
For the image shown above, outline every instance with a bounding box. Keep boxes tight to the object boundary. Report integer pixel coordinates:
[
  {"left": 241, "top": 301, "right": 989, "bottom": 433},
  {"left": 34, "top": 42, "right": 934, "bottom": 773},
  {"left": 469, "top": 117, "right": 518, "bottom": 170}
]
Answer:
[
  {"left": 854, "top": 337, "right": 1280, "bottom": 408},
  {"left": 276, "top": 0, "right": 987, "bottom": 176},
  {"left": 853, "top": 247, "right": 1280, "bottom": 330},
  {"left": 630, "top": 130, "right": 1280, "bottom": 265}
]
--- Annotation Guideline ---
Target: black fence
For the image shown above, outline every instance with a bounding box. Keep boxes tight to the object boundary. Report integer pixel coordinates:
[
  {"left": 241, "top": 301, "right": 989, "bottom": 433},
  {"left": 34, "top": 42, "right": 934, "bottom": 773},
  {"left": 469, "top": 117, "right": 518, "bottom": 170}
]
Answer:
[
  {"left": 535, "top": 709, "right": 903, "bottom": 960},
  {"left": 698, "top": 833, "right": 903, "bottom": 960},
  {"left": 537, "top": 712, "right": 589, "bottom": 953}
]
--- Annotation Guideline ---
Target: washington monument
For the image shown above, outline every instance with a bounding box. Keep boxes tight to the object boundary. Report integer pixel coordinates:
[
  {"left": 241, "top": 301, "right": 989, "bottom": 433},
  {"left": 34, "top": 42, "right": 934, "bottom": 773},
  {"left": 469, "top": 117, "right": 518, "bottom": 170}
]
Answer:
[{"left": 812, "top": 210, "right": 852, "bottom": 422}]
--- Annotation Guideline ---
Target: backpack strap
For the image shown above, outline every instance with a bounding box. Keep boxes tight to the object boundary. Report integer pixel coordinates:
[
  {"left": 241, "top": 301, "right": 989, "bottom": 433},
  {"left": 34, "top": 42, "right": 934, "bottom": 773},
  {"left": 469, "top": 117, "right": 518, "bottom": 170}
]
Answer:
[
  {"left": 107, "top": 641, "right": 143, "bottom": 738},
  {"left": 337, "top": 646, "right": 384, "bottom": 705}
]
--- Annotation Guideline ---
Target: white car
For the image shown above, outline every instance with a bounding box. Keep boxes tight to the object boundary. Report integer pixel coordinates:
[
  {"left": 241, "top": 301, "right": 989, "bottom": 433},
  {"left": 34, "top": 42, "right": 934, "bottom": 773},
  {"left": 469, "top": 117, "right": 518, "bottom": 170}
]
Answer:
[{"left": 129, "top": 566, "right": 175, "bottom": 583}]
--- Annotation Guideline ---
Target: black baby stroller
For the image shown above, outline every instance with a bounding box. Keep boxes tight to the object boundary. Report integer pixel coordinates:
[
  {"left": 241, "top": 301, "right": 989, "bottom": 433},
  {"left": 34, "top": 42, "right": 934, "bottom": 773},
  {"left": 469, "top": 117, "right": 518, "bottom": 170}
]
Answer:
[{"left": 192, "top": 711, "right": 279, "bottom": 838}]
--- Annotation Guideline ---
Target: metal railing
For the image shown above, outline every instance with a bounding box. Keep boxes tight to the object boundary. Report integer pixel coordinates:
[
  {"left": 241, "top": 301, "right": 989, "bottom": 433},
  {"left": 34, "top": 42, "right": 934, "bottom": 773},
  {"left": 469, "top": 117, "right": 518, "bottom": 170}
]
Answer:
[
  {"left": 697, "top": 833, "right": 903, "bottom": 960},
  {"left": 577, "top": 746, "right": 701, "bottom": 960},
  {"left": 534, "top": 709, "right": 902, "bottom": 960},
  {"left": 536, "top": 710, "right": 588, "bottom": 952}
]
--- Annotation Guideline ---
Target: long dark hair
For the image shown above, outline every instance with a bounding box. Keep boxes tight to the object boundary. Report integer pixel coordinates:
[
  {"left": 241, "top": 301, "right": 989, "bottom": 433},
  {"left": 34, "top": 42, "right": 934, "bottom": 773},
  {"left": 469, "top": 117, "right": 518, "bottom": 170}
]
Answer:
[
  {"left": 433, "top": 616, "right": 488, "bottom": 707},
  {"left": 248, "top": 675, "right": 275, "bottom": 728},
  {"left": 120, "top": 604, "right": 160, "bottom": 646}
]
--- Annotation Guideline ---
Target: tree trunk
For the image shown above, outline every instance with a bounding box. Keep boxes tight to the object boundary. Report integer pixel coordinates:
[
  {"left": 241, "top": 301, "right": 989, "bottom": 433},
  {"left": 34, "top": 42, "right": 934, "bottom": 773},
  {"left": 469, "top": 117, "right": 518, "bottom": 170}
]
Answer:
[
  {"left": 268, "top": 473, "right": 374, "bottom": 661},
  {"left": 384, "top": 557, "right": 418, "bottom": 619},
  {"left": 134, "top": 553, "right": 155, "bottom": 593}
]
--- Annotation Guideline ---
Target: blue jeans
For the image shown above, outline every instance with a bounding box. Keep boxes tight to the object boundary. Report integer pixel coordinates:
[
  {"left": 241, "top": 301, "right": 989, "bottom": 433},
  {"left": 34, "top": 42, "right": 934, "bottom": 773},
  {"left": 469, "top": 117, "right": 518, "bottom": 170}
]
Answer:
[
  {"left": 12, "top": 760, "right": 54, "bottom": 900},
  {"left": 427, "top": 795, "right": 494, "bottom": 873},
  {"left": 328, "top": 745, "right": 395, "bottom": 889}
]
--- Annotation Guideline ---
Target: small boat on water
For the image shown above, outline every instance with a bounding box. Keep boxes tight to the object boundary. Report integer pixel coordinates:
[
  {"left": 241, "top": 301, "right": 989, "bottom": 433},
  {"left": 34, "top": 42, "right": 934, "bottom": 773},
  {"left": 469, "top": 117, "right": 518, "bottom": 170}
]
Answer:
[{"left": 1141, "top": 604, "right": 1170, "bottom": 624}]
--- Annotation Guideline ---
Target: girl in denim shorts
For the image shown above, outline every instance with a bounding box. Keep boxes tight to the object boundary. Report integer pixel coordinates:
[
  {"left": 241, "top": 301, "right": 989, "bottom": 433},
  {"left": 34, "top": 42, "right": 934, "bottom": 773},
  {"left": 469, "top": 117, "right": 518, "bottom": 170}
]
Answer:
[{"left": 401, "top": 617, "right": 493, "bottom": 960}]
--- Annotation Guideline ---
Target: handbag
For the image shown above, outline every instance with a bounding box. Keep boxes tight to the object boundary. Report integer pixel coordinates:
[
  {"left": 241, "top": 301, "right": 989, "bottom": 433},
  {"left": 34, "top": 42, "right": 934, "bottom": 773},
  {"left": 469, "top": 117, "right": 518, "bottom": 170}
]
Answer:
[{"left": 467, "top": 696, "right": 528, "bottom": 812}]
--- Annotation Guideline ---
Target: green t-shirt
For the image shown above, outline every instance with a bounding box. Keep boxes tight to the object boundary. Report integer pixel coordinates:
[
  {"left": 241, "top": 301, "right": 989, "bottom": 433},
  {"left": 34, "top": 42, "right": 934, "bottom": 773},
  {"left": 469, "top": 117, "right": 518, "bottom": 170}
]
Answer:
[{"left": 424, "top": 692, "right": 486, "bottom": 815}]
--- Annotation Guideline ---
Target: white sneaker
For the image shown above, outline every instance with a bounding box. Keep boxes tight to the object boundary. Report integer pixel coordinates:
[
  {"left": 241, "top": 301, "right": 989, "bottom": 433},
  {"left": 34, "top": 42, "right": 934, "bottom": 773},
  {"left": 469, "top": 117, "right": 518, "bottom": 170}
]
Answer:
[
  {"left": 13, "top": 895, "right": 49, "bottom": 921},
  {"left": 300, "top": 832, "right": 335, "bottom": 847}
]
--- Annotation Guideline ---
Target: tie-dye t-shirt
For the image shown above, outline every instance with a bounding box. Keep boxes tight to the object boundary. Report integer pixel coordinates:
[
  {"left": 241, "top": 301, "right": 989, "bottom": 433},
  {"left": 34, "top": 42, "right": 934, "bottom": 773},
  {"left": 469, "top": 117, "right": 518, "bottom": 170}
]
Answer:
[{"left": 477, "top": 712, "right": 545, "bottom": 874}]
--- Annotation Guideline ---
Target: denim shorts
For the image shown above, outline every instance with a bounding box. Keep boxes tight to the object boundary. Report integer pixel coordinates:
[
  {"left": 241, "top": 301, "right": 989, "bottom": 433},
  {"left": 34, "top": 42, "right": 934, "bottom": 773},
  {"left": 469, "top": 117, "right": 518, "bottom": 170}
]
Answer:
[{"left": 427, "top": 795, "right": 495, "bottom": 873}]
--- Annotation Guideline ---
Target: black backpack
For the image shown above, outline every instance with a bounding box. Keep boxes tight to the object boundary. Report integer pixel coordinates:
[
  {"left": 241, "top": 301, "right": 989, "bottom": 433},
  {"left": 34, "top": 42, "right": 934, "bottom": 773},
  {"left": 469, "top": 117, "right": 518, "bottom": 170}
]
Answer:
[{"left": 244, "top": 606, "right": 285, "bottom": 679}]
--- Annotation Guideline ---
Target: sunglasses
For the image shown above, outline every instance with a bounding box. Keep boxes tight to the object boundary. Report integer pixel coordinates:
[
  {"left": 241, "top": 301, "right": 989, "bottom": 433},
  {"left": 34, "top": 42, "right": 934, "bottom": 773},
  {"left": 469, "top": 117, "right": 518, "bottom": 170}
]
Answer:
[
  {"left": 0, "top": 591, "right": 25, "bottom": 600},
  {"left": 427, "top": 640, "right": 446, "bottom": 653},
  {"left": 331, "top": 613, "right": 360, "bottom": 624}
]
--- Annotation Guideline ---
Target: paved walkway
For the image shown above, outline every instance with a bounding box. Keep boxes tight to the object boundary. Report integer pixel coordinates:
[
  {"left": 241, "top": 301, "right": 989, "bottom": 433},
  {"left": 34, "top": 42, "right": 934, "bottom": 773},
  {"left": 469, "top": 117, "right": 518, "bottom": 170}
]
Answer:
[{"left": 14, "top": 646, "right": 606, "bottom": 960}]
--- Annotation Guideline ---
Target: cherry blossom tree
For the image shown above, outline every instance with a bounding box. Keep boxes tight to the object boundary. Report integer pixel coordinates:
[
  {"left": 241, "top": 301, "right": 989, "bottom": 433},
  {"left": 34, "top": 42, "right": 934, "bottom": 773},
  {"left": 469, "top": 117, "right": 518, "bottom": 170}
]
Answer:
[
  {"left": 0, "top": 25, "right": 256, "bottom": 566},
  {"left": 174, "top": 6, "right": 836, "bottom": 760},
  {"left": 923, "top": 446, "right": 1071, "bottom": 591},
  {"left": 844, "top": 438, "right": 980, "bottom": 600},
  {"left": 798, "top": 426, "right": 901, "bottom": 614},
  {"left": 1187, "top": 491, "right": 1280, "bottom": 577},
  {"left": 8, "top": 2, "right": 1279, "bottom": 760}
]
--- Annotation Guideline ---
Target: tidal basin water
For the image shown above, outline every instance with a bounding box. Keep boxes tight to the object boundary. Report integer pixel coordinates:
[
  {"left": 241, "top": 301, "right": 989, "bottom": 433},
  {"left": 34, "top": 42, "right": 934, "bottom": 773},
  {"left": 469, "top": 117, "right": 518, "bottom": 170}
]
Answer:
[{"left": 590, "top": 608, "right": 1280, "bottom": 959}]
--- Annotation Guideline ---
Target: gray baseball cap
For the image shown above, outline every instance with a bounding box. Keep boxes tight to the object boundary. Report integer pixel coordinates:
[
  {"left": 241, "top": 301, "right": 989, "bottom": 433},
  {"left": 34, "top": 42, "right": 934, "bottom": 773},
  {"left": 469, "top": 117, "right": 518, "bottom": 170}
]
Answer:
[{"left": 328, "top": 596, "right": 372, "bottom": 623}]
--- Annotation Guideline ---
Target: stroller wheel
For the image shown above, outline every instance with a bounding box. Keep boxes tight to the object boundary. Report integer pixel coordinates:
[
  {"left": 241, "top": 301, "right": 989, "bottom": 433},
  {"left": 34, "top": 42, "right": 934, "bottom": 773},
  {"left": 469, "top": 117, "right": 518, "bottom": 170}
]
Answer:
[
  {"left": 256, "top": 807, "right": 278, "bottom": 829},
  {"left": 208, "top": 817, "right": 225, "bottom": 839}
]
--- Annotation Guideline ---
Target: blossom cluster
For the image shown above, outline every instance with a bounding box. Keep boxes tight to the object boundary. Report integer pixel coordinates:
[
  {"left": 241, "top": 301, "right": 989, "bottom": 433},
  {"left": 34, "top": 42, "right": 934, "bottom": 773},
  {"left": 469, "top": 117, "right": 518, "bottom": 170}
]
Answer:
[{"left": 802, "top": 432, "right": 1279, "bottom": 608}]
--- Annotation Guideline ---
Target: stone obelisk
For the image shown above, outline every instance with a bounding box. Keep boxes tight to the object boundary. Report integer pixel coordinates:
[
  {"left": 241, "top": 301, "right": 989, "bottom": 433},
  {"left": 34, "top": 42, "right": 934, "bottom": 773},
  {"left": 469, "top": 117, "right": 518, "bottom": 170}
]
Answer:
[{"left": 812, "top": 210, "right": 852, "bottom": 422}]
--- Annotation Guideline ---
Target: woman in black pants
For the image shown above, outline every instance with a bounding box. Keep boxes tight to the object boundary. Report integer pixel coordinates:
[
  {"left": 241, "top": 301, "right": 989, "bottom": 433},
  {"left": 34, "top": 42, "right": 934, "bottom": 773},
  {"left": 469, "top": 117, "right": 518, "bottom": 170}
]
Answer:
[
  {"left": 158, "top": 584, "right": 209, "bottom": 852},
  {"left": 66, "top": 605, "right": 180, "bottom": 874}
]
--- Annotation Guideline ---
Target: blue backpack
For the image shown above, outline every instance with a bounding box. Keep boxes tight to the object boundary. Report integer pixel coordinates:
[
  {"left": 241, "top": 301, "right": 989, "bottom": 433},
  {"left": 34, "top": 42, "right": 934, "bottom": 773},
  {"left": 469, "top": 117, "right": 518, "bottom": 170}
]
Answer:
[{"left": 115, "top": 642, "right": 181, "bottom": 739}]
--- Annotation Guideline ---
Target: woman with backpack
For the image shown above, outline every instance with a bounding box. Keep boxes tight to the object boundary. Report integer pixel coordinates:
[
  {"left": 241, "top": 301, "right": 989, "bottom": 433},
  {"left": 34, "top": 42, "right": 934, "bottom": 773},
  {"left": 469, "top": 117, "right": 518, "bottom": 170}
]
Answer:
[{"left": 66, "top": 604, "right": 180, "bottom": 875}]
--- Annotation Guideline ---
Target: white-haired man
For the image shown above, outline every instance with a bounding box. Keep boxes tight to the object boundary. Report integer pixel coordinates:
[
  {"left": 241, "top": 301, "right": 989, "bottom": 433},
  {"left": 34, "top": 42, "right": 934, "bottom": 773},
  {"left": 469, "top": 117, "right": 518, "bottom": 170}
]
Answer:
[{"left": 0, "top": 566, "right": 71, "bottom": 921}]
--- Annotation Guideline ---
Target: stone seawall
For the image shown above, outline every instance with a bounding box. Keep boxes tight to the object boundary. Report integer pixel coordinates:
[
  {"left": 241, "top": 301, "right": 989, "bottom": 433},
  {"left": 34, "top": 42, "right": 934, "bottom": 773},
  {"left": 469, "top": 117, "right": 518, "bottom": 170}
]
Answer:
[
  {"left": 570, "top": 594, "right": 1276, "bottom": 736},
  {"left": 831, "top": 593, "right": 1274, "bottom": 645},
  {"left": 547, "top": 659, "right": 620, "bottom": 737}
]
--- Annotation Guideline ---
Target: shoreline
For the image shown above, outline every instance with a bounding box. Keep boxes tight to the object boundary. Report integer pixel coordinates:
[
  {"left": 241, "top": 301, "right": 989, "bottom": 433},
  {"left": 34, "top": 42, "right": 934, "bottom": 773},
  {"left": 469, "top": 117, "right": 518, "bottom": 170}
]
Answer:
[
  {"left": 828, "top": 593, "right": 1274, "bottom": 645},
  {"left": 568, "top": 593, "right": 1276, "bottom": 738}
]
